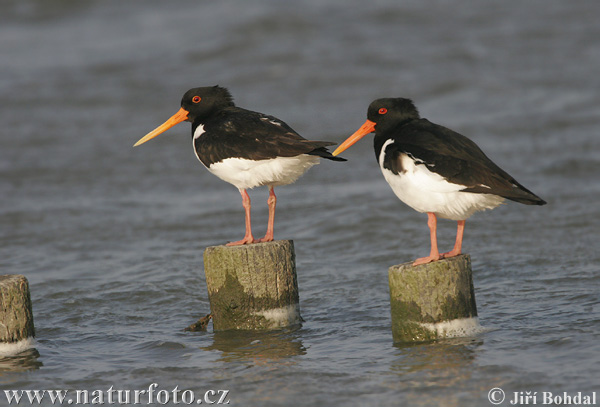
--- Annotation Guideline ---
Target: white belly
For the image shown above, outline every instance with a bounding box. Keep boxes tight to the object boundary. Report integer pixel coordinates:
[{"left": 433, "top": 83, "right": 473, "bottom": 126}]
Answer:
[
  {"left": 379, "top": 144, "right": 504, "bottom": 220},
  {"left": 205, "top": 154, "right": 320, "bottom": 190}
]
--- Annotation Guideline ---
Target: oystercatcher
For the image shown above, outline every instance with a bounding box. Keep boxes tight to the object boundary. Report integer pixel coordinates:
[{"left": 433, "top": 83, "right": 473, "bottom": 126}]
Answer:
[
  {"left": 333, "top": 98, "right": 546, "bottom": 266},
  {"left": 134, "top": 86, "right": 345, "bottom": 246}
]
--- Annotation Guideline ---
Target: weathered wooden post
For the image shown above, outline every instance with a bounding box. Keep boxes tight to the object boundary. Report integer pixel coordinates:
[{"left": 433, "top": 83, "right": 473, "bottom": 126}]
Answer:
[
  {"left": 0, "top": 275, "right": 35, "bottom": 351},
  {"left": 388, "top": 254, "right": 479, "bottom": 343},
  {"left": 203, "top": 240, "right": 302, "bottom": 331}
]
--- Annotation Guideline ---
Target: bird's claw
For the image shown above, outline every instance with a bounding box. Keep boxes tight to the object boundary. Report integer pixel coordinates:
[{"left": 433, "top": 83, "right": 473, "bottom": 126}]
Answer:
[
  {"left": 412, "top": 255, "right": 441, "bottom": 266},
  {"left": 226, "top": 236, "right": 255, "bottom": 246}
]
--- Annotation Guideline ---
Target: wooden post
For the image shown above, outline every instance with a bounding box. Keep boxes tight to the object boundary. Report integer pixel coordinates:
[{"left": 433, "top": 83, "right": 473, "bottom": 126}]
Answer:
[
  {"left": 388, "top": 254, "right": 479, "bottom": 343},
  {"left": 0, "top": 275, "right": 35, "bottom": 344},
  {"left": 203, "top": 240, "right": 302, "bottom": 331}
]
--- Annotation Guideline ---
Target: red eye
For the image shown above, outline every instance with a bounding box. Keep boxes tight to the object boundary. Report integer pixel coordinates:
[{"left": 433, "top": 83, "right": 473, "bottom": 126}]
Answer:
[
  {"left": 378, "top": 108, "right": 388, "bottom": 115},
  {"left": 192, "top": 96, "right": 201, "bottom": 103}
]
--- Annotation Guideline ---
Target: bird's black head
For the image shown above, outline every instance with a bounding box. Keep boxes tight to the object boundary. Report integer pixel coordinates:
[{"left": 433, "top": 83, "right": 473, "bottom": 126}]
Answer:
[
  {"left": 134, "top": 85, "right": 236, "bottom": 147},
  {"left": 181, "top": 85, "right": 235, "bottom": 122},
  {"left": 366, "top": 98, "right": 420, "bottom": 133},
  {"left": 332, "top": 97, "right": 420, "bottom": 157}
]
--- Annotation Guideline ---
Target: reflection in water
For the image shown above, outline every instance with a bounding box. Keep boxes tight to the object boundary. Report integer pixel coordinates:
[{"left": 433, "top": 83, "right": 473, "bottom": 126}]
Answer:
[
  {"left": 203, "top": 327, "right": 306, "bottom": 365},
  {"left": 0, "top": 348, "right": 43, "bottom": 374},
  {"left": 392, "top": 337, "right": 481, "bottom": 374},
  {"left": 389, "top": 338, "right": 485, "bottom": 406}
]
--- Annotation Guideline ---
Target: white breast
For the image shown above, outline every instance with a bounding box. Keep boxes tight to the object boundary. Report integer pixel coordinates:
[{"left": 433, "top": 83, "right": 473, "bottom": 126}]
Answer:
[
  {"left": 378, "top": 140, "right": 504, "bottom": 220},
  {"left": 205, "top": 154, "right": 320, "bottom": 190}
]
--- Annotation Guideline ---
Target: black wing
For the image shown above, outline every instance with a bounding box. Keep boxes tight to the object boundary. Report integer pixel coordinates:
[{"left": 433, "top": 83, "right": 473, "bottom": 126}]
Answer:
[
  {"left": 383, "top": 119, "right": 546, "bottom": 205},
  {"left": 195, "top": 107, "right": 345, "bottom": 166}
]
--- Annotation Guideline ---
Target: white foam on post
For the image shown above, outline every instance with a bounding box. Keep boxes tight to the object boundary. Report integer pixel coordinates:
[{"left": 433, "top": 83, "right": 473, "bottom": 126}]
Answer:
[
  {"left": 255, "top": 304, "right": 301, "bottom": 328},
  {"left": 0, "top": 337, "right": 35, "bottom": 356},
  {"left": 419, "top": 317, "right": 485, "bottom": 339}
]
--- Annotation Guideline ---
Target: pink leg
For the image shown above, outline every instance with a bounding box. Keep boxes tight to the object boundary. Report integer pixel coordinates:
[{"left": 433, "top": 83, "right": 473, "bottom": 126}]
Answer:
[
  {"left": 442, "top": 220, "right": 465, "bottom": 259},
  {"left": 257, "top": 186, "right": 276, "bottom": 243},
  {"left": 413, "top": 212, "right": 442, "bottom": 266},
  {"left": 226, "top": 189, "right": 255, "bottom": 246}
]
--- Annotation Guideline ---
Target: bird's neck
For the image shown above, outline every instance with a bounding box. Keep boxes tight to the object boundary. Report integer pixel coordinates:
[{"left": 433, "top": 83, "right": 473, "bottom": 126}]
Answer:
[{"left": 373, "top": 118, "right": 416, "bottom": 155}]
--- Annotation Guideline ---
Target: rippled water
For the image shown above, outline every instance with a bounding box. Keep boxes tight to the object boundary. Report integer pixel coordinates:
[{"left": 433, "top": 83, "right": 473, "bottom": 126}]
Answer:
[{"left": 1, "top": 0, "right": 599, "bottom": 406}]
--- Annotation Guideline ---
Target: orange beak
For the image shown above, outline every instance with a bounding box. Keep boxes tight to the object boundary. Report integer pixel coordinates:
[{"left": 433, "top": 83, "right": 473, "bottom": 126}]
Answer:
[
  {"left": 332, "top": 119, "right": 376, "bottom": 156},
  {"left": 133, "top": 107, "right": 190, "bottom": 147}
]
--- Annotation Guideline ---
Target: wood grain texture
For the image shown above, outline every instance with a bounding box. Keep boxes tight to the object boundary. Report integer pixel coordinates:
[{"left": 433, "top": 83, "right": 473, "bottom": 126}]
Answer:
[
  {"left": 203, "top": 240, "right": 301, "bottom": 331},
  {"left": 0, "top": 275, "right": 35, "bottom": 342},
  {"left": 388, "top": 254, "right": 477, "bottom": 342}
]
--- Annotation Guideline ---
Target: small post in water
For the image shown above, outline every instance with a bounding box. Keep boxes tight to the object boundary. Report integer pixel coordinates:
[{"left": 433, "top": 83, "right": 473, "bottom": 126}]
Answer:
[
  {"left": 388, "top": 254, "right": 479, "bottom": 342},
  {"left": 0, "top": 275, "right": 35, "bottom": 346},
  {"left": 203, "top": 240, "right": 302, "bottom": 331}
]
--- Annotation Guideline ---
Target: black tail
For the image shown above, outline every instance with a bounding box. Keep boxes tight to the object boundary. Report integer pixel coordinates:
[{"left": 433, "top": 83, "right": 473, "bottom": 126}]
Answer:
[
  {"left": 465, "top": 184, "right": 546, "bottom": 205},
  {"left": 504, "top": 190, "right": 547, "bottom": 205},
  {"left": 309, "top": 147, "right": 347, "bottom": 161},
  {"left": 306, "top": 141, "right": 347, "bottom": 161},
  {"left": 502, "top": 177, "right": 547, "bottom": 205},
  {"left": 493, "top": 180, "right": 547, "bottom": 205},
  {"left": 463, "top": 178, "right": 546, "bottom": 205}
]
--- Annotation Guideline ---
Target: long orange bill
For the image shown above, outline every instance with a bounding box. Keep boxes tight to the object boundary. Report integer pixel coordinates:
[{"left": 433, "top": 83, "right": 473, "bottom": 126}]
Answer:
[
  {"left": 332, "top": 119, "right": 376, "bottom": 156},
  {"left": 133, "top": 107, "right": 190, "bottom": 147}
]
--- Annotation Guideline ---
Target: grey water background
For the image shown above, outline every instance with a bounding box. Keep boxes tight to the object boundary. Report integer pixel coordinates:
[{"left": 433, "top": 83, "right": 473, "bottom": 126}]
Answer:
[{"left": 1, "top": 0, "right": 599, "bottom": 405}]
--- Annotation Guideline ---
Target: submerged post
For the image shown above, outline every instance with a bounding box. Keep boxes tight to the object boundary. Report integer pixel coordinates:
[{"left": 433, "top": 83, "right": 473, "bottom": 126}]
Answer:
[
  {"left": 0, "top": 275, "right": 35, "bottom": 344},
  {"left": 203, "top": 240, "right": 302, "bottom": 331},
  {"left": 388, "top": 254, "right": 479, "bottom": 343}
]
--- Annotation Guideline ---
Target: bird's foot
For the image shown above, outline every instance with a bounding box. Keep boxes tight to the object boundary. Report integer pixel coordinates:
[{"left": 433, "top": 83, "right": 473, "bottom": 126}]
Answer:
[
  {"left": 226, "top": 236, "right": 255, "bottom": 246},
  {"left": 441, "top": 249, "right": 461, "bottom": 259},
  {"left": 412, "top": 255, "right": 441, "bottom": 266},
  {"left": 255, "top": 234, "right": 274, "bottom": 243}
]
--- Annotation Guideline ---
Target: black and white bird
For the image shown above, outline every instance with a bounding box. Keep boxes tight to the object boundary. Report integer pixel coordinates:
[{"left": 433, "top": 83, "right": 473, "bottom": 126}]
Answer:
[
  {"left": 333, "top": 98, "right": 546, "bottom": 265},
  {"left": 134, "top": 86, "right": 345, "bottom": 246}
]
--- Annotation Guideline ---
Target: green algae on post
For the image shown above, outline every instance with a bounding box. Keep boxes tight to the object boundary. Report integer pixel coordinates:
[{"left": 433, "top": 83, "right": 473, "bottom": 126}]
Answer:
[
  {"left": 0, "top": 275, "right": 35, "bottom": 355},
  {"left": 203, "top": 240, "right": 302, "bottom": 331},
  {"left": 388, "top": 254, "right": 480, "bottom": 343}
]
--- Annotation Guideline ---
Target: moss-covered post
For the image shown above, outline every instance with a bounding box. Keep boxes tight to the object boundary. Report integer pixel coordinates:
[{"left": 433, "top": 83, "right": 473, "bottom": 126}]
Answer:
[
  {"left": 0, "top": 275, "right": 35, "bottom": 344},
  {"left": 388, "top": 254, "right": 478, "bottom": 343},
  {"left": 203, "top": 240, "right": 302, "bottom": 331}
]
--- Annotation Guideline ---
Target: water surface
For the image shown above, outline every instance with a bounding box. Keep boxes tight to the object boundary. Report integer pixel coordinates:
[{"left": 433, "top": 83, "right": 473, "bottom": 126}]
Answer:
[{"left": 1, "top": 1, "right": 599, "bottom": 406}]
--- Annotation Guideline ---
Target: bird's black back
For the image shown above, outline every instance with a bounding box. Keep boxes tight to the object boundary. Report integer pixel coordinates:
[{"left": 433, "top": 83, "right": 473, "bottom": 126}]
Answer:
[
  {"left": 194, "top": 106, "right": 345, "bottom": 166},
  {"left": 375, "top": 118, "right": 546, "bottom": 205}
]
